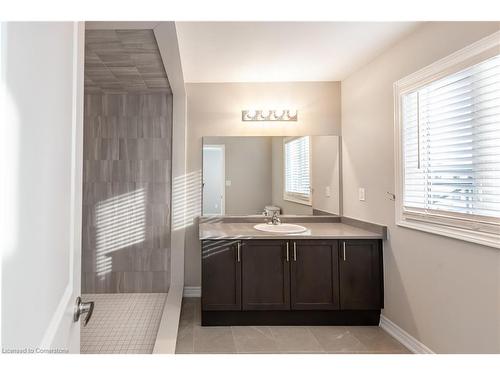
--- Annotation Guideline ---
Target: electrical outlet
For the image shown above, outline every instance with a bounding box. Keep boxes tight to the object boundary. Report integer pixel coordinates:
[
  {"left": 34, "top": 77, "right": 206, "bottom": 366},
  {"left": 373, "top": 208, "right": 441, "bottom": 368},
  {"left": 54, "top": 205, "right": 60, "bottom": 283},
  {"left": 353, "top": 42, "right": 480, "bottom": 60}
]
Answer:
[
  {"left": 225, "top": 180, "right": 231, "bottom": 187},
  {"left": 325, "top": 186, "right": 331, "bottom": 197},
  {"left": 358, "top": 188, "right": 366, "bottom": 201}
]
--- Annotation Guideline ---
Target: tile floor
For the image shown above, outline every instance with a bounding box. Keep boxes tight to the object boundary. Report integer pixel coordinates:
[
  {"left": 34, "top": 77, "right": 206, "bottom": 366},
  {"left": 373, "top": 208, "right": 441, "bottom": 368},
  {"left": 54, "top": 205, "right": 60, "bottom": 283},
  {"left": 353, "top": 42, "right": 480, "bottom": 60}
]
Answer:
[
  {"left": 81, "top": 293, "right": 166, "bottom": 354},
  {"left": 176, "top": 298, "right": 411, "bottom": 354}
]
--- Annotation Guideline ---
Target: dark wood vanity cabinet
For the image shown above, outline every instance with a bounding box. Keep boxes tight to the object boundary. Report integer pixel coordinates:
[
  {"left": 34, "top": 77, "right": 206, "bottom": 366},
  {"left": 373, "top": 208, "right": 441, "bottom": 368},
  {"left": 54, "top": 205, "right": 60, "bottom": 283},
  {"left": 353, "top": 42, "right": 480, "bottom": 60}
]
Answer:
[
  {"left": 339, "top": 239, "right": 383, "bottom": 310},
  {"left": 201, "top": 240, "right": 241, "bottom": 311},
  {"left": 201, "top": 238, "right": 383, "bottom": 325}
]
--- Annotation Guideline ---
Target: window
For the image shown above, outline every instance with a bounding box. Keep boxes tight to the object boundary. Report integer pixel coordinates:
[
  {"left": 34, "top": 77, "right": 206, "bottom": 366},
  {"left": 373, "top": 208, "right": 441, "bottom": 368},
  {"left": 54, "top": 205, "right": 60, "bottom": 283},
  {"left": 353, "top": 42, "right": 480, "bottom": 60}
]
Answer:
[
  {"left": 395, "top": 32, "right": 500, "bottom": 248},
  {"left": 284, "top": 136, "right": 311, "bottom": 205}
]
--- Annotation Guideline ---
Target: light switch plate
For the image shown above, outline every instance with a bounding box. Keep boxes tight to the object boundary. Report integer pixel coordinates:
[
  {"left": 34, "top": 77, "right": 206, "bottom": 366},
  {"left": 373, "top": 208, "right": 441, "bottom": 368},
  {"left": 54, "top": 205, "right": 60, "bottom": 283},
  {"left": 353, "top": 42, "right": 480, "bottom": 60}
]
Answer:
[
  {"left": 225, "top": 180, "right": 231, "bottom": 187},
  {"left": 358, "top": 188, "right": 366, "bottom": 201}
]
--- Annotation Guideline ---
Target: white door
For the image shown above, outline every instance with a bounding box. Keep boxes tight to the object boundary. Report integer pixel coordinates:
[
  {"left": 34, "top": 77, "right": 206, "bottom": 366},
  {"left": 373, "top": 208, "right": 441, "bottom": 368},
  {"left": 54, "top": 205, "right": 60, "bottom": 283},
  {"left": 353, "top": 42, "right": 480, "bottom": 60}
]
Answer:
[
  {"left": 0, "top": 22, "right": 85, "bottom": 353},
  {"left": 202, "top": 145, "right": 225, "bottom": 215}
]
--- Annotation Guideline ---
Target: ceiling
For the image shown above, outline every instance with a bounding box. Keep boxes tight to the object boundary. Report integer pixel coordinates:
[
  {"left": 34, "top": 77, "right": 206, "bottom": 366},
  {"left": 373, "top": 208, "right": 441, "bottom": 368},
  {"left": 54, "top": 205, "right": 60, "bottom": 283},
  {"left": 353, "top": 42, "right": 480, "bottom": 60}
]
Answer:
[
  {"left": 175, "top": 22, "right": 421, "bottom": 82},
  {"left": 84, "top": 29, "right": 171, "bottom": 94}
]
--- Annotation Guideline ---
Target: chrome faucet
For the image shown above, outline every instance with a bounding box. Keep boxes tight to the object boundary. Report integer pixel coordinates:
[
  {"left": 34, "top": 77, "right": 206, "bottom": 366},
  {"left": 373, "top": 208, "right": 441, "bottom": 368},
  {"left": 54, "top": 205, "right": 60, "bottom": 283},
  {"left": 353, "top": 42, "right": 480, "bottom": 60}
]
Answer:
[{"left": 269, "top": 211, "right": 281, "bottom": 225}]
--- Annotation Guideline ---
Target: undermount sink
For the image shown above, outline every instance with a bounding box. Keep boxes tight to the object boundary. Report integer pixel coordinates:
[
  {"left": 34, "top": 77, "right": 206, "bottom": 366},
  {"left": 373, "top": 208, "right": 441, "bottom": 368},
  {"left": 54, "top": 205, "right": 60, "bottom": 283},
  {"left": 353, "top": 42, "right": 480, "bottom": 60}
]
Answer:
[{"left": 253, "top": 223, "right": 308, "bottom": 234}]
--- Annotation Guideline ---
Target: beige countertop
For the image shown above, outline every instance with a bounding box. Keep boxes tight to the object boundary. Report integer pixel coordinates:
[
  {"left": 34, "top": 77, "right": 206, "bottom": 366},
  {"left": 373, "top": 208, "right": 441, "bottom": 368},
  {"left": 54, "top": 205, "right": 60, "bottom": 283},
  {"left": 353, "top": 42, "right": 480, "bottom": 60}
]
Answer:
[{"left": 199, "top": 221, "right": 383, "bottom": 240}]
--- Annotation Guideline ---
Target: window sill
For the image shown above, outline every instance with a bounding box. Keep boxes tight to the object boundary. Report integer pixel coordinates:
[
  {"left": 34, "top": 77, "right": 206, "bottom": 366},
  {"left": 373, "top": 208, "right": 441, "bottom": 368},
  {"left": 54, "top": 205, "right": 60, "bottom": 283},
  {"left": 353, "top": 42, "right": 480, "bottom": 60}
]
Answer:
[
  {"left": 397, "top": 218, "right": 500, "bottom": 249},
  {"left": 283, "top": 196, "right": 312, "bottom": 207}
]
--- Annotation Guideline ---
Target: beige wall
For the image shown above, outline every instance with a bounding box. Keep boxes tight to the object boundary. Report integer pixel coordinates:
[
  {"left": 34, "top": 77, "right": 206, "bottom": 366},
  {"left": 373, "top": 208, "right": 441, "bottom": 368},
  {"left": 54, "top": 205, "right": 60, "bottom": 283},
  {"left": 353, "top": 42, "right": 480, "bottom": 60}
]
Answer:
[
  {"left": 341, "top": 22, "right": 500, "bottom": 353},
  {"left": 185, "top": 82, "right": 341, "bottom": 286}
]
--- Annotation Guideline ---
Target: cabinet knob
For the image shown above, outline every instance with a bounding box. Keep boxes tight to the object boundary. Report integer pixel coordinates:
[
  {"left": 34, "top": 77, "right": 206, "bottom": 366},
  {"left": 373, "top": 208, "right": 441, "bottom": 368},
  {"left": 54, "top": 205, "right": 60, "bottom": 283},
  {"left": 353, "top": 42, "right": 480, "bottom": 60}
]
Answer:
[
  {"left": 237, "top": 241, "right": 241, "bottom": 262},
  {"left": 285, "top": 242, "right": 290, "bottom": 262}
]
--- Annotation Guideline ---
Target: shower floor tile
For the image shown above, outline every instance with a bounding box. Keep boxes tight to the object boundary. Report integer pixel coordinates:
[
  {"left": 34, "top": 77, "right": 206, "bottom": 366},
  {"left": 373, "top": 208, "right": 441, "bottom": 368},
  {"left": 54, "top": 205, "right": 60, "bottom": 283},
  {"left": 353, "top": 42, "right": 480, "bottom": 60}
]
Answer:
[{"left": 81, "top": 293, "right": 167, "bottom": 354}]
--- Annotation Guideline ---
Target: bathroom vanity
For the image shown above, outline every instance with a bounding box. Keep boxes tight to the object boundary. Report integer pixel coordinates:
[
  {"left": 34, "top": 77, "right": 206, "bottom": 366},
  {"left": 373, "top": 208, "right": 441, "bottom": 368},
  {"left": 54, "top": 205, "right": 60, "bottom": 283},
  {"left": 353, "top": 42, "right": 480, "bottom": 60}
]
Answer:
[
  {"left": 200, "top": 135, "right": 385, "bottom": 326},
  {"left": 199, "top": 217, "right": 386, "bottom": 326}
]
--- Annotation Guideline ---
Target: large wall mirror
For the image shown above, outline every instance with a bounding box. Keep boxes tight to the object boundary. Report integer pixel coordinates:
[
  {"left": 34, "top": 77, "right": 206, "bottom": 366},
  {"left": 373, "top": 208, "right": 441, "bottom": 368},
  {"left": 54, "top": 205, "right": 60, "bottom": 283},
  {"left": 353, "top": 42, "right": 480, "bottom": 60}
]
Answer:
[{"left": 202, "top": 136, "right": 341, "bottom": 216}]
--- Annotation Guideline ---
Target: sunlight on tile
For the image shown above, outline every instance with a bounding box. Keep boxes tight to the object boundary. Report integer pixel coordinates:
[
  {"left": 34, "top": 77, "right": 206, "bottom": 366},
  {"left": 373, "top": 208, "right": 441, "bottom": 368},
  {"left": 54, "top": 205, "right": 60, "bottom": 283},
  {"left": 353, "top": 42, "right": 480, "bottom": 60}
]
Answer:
[
  {"left": 95, "top": 188, "right": 146, "bottom": 278},
  {"left": 172, "top": 170, "right": 202, "bottom": 231}
]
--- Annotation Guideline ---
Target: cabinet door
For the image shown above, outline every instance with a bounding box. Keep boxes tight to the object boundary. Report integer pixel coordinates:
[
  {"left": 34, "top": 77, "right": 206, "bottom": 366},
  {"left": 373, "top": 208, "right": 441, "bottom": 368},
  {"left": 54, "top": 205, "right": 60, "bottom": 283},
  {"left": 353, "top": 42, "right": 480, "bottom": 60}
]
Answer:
[
  {"left": 201, "top": 240, "right": 241, "bottom": 311},
  {"left": 339, "top": 239, "right": 383, "bottom": 310},
  {"left": 290, "top": 240, "right": 339, "bottom": 310},
  {"left": 241, "top": 240, "right": 290, "bottom": 311}
]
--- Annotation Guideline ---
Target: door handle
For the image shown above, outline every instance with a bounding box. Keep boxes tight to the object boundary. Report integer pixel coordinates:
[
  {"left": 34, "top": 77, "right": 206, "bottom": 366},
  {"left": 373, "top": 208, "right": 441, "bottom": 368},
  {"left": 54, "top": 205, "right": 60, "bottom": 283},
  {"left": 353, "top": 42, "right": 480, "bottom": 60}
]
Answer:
[
  {"left": 293, "top": 241, "right": 297, "bottom": 261},
  {"left": 74, "top": 296, "right": 94, "bottom": 327},
  {"left": 236, "top": 241, "right": 241, "bottom": 262},
  {"left": 286, "top": 242, "right": 290, "bottom": 262},
  {"left": 343, "top": 241, "right": 346, "bottom": 261}
]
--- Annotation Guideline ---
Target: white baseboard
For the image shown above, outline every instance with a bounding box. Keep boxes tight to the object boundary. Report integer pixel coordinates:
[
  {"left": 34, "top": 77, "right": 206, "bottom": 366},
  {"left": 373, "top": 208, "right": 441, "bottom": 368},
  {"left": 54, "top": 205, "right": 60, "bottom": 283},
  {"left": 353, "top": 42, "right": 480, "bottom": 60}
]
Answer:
[
  {"left": 183, "top": 286, "right": 201, "bottom": 298},
  {"left": 379, "top": 315, "right": 434, "bottom": 354}
]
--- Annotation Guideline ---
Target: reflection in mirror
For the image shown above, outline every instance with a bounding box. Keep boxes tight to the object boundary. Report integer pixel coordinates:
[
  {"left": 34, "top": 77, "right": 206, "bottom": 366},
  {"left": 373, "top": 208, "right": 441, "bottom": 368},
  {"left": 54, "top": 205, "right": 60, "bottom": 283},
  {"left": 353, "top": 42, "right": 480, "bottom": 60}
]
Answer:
[{"left": 202, "top": 136, "right": 340, "bottom": 216}]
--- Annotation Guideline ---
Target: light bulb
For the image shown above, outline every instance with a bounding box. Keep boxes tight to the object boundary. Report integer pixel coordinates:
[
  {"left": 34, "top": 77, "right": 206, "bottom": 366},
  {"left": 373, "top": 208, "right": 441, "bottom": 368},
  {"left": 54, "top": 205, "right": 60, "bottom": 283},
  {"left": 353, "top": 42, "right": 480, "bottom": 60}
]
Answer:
[
  {"left": 274, "top": 110, "right": 284, "bottom": 119},
  {"left": 246, "top": 110, "right": 256, "bottom": 119}
]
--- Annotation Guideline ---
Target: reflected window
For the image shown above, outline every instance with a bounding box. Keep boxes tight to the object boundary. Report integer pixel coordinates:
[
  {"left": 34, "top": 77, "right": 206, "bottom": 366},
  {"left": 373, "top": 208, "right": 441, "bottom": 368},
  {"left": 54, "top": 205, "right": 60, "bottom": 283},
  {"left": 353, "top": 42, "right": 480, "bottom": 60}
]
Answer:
[{"left": 284, "top": 136, "right": 311, "bottom": 205}]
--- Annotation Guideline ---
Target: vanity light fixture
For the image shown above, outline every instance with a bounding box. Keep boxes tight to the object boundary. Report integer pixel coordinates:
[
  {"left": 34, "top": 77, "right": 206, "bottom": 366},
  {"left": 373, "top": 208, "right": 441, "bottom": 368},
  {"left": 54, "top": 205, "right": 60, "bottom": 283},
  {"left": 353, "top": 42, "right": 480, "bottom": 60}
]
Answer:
[{"left": 242, "top": 109, "right": 298, "bottom": 122}]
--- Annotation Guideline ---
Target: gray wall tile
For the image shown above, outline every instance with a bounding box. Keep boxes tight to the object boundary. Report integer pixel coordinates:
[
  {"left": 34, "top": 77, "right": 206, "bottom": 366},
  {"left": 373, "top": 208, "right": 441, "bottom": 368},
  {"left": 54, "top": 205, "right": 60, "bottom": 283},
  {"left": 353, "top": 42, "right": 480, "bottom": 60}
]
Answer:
[{"left": 82, "top": 92, "right": 172, "bottom": 294}]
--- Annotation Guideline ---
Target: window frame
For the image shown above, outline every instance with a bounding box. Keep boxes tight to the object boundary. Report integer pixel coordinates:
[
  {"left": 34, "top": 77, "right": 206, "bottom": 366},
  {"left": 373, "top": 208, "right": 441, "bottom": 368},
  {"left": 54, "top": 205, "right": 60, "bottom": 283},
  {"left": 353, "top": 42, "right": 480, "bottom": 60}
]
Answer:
[
  {"left": 394, "top": 31, "right": 500, "bottom": 249},
  {"left": 283, "top": 136, "right": 312, "bottom": 206}
]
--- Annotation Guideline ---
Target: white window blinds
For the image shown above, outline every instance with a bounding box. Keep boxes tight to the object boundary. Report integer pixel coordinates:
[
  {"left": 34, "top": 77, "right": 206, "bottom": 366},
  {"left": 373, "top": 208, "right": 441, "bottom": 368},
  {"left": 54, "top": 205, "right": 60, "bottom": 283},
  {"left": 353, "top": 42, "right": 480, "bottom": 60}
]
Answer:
[
  {"left": 402, "top": 54, "right": 500, "bottom": 222},
  {"left": 284, "top": 136, "right": 311, "bottom": 203}
]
